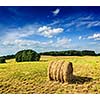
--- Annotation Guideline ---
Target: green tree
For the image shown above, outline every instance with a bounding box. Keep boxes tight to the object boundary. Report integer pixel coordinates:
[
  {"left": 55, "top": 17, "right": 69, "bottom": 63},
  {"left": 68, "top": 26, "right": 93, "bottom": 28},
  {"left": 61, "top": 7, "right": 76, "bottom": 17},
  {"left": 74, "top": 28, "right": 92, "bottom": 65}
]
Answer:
[
  {"left": 15, "top": 49, "right": 40, "bottom": 62},
  {"left": 0, "top": 57, "right": 6, "bottom": 63}
]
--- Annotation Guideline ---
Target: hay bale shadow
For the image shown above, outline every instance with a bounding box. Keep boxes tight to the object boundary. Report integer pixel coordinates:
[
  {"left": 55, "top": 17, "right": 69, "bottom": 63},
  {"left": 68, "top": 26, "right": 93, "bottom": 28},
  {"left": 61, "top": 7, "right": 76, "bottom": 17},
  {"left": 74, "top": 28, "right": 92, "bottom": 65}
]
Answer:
[{"left": 68, "top": 75, "right": 93, "bottom": 84}]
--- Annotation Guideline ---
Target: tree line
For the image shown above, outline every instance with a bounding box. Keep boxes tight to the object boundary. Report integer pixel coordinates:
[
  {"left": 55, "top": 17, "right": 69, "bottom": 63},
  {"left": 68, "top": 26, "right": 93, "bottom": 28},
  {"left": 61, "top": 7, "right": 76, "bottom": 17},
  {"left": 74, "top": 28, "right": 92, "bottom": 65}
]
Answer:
[
  {"left": 0, "top": 49, "right": 100, "bottom": 63},
  {"left": 0, "top": 50, "right": 40, "bottom": 63},
  {"left": 40, "top": 50, "right": 99, "bottom": 56}
]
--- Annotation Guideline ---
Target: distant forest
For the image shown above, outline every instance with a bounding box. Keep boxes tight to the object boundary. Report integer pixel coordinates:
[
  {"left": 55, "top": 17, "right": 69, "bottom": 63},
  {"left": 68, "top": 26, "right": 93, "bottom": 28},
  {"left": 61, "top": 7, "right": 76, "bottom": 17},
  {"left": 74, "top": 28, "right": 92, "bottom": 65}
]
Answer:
[
  {"left": 40, "top": 50, "right": 100, "bottom": 56},
  {"left": 0, "top": 50, "right": 100, "bottom": 60}
]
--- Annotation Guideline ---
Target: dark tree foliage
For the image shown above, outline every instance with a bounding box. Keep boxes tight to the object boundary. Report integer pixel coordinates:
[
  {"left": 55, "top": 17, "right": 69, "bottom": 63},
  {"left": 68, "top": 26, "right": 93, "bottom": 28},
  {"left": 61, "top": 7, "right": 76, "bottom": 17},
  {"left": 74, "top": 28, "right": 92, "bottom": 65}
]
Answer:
[
  {"left": 1, "top": 55, "right": 15, "bottom": 60},
  {"left": 81, "top": 50, "right": 96, "bottom": 56},
  {"left": 40, "top": 50, "right": 96, "bottom": 56},
  {"left": 15, "top": 49, "right": 40, "bottom": 62},
  {"left": 66, "top": 50, "right": 82, "bottom": 56},
  {"left": 96, "top": 53, "right": 100, "bottom": 56},
  {"left": 0, "top": 57, "right": 6, "bottom": 63}
]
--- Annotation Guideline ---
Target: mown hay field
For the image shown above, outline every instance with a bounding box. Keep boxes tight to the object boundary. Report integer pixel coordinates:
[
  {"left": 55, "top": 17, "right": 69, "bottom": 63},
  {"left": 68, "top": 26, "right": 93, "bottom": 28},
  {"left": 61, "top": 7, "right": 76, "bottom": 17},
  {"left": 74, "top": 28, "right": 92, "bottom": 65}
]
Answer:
[{"left": 0, "top": 56, "right": 100, "bottom": 94}]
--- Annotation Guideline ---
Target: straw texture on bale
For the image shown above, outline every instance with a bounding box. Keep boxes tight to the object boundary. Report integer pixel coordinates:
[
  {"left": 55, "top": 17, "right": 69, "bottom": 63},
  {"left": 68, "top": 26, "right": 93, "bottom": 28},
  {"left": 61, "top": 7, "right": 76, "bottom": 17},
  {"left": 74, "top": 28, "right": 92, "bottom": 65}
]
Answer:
[
  {"left": 48, "top": 60, "right": 73, "bottom": 83},
  {"left": 48, "top": 61, "right": 54, "bottom": 80},
  {"left": 60, "top": 62, "right": 64, "bottom": 82},
  {"left": 56, "top": 61, "right": 65, "bottom": 81},
  {"left": 52, "top": 61, "right": 60, "bottom": 80}
]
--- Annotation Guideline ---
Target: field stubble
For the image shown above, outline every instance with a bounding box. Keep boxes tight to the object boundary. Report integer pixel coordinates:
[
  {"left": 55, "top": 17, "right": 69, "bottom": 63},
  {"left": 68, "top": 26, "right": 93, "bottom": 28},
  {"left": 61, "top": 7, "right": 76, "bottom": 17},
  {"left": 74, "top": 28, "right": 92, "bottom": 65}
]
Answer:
[{"left": 0, "top": 56, "right": 100, "bottom": 93}]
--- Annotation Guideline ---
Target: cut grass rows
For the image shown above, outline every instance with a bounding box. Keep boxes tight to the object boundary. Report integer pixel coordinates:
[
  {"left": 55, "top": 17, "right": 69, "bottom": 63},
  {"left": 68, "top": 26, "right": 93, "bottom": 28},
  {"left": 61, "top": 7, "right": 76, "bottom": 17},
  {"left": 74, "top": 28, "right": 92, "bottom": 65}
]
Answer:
[{"left": 0, "top": 56, "right": 100, "bottom": 93}]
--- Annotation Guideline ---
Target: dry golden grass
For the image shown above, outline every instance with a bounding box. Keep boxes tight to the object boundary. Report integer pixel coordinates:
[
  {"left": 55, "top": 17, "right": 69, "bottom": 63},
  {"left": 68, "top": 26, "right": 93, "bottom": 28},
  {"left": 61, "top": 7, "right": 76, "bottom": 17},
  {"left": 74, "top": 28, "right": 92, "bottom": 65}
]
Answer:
[{"left": 0, "top": 56, "right": 100, "bottom": 93}]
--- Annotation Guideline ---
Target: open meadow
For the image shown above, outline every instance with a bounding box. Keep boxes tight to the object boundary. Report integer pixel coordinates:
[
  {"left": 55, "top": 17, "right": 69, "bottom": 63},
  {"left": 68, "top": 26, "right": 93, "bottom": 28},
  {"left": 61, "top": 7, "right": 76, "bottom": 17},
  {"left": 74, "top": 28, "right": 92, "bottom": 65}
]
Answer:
[{"left": 0, "top": 56, "right": 100, "bottom": 94}]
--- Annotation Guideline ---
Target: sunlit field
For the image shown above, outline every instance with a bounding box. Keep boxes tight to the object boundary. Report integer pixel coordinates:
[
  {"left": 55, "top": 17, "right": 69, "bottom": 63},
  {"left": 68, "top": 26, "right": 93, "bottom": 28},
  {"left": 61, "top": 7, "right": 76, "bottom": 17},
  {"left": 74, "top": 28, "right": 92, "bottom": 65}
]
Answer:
[{"left": 0, "top": 56, "right": 100, "bottom": 94}]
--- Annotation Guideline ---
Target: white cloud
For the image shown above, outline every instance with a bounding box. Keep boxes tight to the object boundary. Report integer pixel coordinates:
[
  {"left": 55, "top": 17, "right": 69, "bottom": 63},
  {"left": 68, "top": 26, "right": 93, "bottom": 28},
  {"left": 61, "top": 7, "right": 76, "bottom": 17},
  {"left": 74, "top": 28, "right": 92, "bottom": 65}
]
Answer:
[
  {"left": 76, "top": 20, "right": 100, "bottom": 28},
  {"left": 1, "top": 24, "right": 64, "bottom": 47},
  {"left": 1, "top": 35, "right": 71, "bottom": 55},
  {"left": 79, "top": 36, "right": 82, "bottom": 40},
  {"left": 48, "top": 20, "right": 59, "bottom": 26},
  {"left": 38, "top": 26, "right": 51, "bottom": 33},
  {"left": 0, "top": 23, "right": 71, "bottom": 55},
  {"left": 37, "top": 26, "right": 64, "bottom": 38},
  {"left": 76, "top": 21, "right": 88, "bottom": 27},
  {"left": 53, "top": 37, "right": 71, "bottom": 48},
  {"left": 63, "top": 15, "right": 100, "bottom": 29},
  {"left": 1, "top": 25, "right": 35, "bottom": 42},
  {"left": 78, "top": 15, "right": 93, "bottom": 21},
  {"left": 3, "top": 39, "right": 40, "bottom": 47},
  {"left": 87, "top": 21, "right": 100, "bottom": 28},
  {"left": 1, "top": 25, "right": 64, "bottom": 50},
  {"left": 41, "top": 37, "right": 71, "bottom": 50},
  {"left": 88, "top": 33, "right": 100, "bottom": 40},
  {"left": 65, "top": 22, "right": 75, "bottom": 27},
  {"left": 45, "top": 16, "right": 100, "bottom": 32},
  {"left": 52, "top": 8, "right": 60, "bottom": 16}
]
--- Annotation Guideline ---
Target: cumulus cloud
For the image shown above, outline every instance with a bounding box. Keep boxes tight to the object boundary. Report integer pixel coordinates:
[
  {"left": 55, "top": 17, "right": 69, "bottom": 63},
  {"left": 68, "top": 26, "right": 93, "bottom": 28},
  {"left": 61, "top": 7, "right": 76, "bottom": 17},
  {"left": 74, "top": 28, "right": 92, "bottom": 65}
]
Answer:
[
  {"left": 1, "top": 25, "right": 37, "bottom": 48},
  {"left": 88, "top": 33, "right": 100, "bottom": 40},
  {"left": 0, "top": 24, "right": 71, "bottom": 55},
  {"left": 1, "top": 35, "right": 71, "bottom": 54},
  {"left": 1, "top": 25, "right": 64, "bottom": 49},
  {"left": 52, "top": 8, "right": 60, "bottom": 16},
  {"left": 1, "top": 24, "right": 64, "bottom": 43},
  {"left": 53, "top": 37, "right": 71, "bottom": 48},
  {"left": 37, "top": 26, "right": 64, "bottom": 38}
]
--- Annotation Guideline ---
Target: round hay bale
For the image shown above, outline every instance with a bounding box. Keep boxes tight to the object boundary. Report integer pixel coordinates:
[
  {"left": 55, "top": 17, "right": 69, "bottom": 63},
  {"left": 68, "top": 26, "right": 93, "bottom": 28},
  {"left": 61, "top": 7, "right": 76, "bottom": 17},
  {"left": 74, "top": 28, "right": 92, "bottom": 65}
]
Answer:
[
  {"left": 48, "top": 61, "right": 74, "bottom": 83},
  {"left": 56, "top": 60, "right": 65, "bottom": 81},
  {"left": 63, "top": 62, "right": 73, "bottom": 82},
  {"left": 52, "top": 60, "right": 61, "bottom": 81},
  {"left": 48, "top": 61, "right": 54, "bottom": 80}
]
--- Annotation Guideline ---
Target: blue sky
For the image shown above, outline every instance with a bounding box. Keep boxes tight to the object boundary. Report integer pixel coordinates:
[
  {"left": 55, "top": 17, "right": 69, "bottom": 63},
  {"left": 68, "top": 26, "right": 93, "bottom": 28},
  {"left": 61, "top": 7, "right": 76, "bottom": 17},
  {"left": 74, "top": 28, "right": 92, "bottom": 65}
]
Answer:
[{"left": 0, "top": 6, "right": 100, "bottom": 56}]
